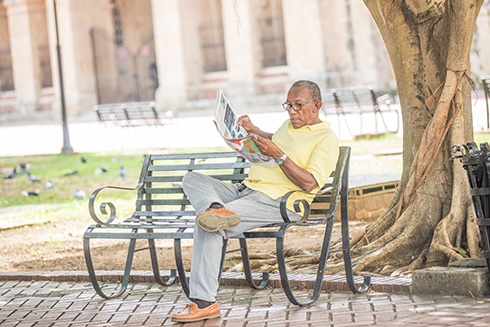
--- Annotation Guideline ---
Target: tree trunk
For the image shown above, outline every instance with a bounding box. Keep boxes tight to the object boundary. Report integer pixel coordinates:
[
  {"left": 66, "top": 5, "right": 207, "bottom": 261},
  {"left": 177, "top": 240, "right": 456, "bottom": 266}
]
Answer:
[{"left": 339, "top": 0, "right": 484, "bottom": 276}]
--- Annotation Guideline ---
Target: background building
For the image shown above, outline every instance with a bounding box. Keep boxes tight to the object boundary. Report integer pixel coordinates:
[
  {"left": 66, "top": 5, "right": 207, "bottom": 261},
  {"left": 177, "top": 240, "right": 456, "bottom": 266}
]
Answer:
[{"left": 1, "top": 0, "right": 490, "bottom": 123}]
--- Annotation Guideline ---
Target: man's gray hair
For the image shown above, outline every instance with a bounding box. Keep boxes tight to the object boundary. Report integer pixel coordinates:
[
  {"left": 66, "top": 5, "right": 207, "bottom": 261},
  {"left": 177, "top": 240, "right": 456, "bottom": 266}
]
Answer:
[{"left": 291, "top": 80, "right": 322, "bottom": 101}]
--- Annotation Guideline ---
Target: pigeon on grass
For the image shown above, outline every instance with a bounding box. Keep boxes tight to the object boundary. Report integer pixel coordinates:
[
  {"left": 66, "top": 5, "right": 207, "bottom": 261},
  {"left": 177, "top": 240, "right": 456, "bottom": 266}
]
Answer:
[
  {"left": 21, "top": 189, "right": 40, "bottom": 197},
  {"left": 4, "top": 168, "right": 16, "bottom": 180}
]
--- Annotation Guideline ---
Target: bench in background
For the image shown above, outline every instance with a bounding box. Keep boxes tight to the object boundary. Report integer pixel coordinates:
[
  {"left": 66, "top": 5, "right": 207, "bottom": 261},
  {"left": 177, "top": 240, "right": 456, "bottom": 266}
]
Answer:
[
  {"left": 93, "top": 101, "right": 173, "bottom": 127},
  {"left": 93, "top": 101, "right": 174, "bottom": 150},
  {"left": 83, "top": 147, "right": 371, "bottom": 306},
  {"left": 481, "top": 75, "right": 490, "bottom": 130},
  {"left": 322, "top": 86, "right": 399, "bottom": 138}
]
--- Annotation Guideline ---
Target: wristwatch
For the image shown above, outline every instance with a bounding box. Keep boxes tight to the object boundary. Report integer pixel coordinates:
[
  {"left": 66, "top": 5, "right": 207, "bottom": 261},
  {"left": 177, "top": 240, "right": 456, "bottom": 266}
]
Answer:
[{"left": 276, "top": 153, "right": 287, "bottom": 165}]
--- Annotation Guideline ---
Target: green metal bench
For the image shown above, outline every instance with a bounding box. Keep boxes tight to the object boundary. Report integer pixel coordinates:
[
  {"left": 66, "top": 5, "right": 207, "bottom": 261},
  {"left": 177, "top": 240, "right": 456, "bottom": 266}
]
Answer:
[{"left": 83, "top": 146, "right": 370, "bottom": 305}]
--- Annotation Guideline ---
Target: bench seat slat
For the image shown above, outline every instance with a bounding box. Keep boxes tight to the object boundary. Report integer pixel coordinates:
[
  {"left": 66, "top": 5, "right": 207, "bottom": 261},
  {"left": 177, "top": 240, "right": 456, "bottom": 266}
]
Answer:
[
  {"left": 149, "top": 152, "right": 243, "bottom": 160},
  {"left": 92, "top": 223, "right": 195, "bottom": 229},
  {"left": 85, "top": 231, "right": 195, "bottom": 239}
]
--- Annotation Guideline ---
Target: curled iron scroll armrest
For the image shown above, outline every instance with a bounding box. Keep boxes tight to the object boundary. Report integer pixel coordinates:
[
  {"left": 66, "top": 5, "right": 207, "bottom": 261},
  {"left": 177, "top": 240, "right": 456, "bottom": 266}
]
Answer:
[
  {"left": 279, "top": 186, "right": 334, "bottom": 223},
  {"left": 88, "top": 184, "right": 143, "bottom": 224},
  {"left": 279, "top": 191, "right": 311, "bottom": 223}
]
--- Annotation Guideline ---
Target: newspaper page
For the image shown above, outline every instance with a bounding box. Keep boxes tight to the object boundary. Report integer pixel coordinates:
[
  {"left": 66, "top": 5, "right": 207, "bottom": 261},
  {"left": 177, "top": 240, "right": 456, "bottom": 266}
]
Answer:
[{"left": 214, "top": 90, "right": 276, "bottom": 166}]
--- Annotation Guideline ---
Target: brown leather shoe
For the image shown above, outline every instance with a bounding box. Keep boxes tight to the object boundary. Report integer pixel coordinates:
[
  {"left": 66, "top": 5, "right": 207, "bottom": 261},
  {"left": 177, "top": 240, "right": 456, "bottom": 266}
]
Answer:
[
  {"left": 196, "top": 208, "right": 240, "bottom": 232},
  {"left": 171, "top": 301, "right": 220, "bottom": 323}
]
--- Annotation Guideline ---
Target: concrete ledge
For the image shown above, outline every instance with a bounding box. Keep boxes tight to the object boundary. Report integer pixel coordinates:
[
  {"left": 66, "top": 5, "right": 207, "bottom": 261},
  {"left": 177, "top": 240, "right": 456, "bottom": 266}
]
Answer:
[{"left": 412, "top": 266, "right": 490, "bottom": 297}]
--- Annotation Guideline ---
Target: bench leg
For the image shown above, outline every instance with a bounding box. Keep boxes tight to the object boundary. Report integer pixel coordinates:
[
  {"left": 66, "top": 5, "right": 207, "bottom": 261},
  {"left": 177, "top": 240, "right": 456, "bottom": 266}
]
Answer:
[
  {"left": 147, "top": 238, "right": 177, "bottom": 287},
  {"left": 219, "top": 239, "right": 269, "bottom": 290},
  {"left": 276, "top": 219, "right": 334, "bottom": 306},
  {"left": 83, "top": 229, "right": 137, "bottom": 299},
  {"left": 237, "top": 238, "right": 270, "bottom": 289},
  {"left": 341, "top": 229, "right": 371, "bottom": 294},
  {"left": 340, "top": 176, "right": 372, "bottom": 294},
  {"left": 174, "top": 238, "right": 190, "bottom": 298},
  {"left": 218, "top": 239, "right": 227, "bottom": 283}
]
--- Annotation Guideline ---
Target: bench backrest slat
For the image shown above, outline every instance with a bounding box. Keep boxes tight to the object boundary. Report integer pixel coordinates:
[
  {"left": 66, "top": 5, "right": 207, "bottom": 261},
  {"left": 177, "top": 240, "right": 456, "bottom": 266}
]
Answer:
[
  {"left": 136, "top": 198, "right": 191, "bottom": 206},
  {"left": 150, "top": 152, "right": 241, "bottom": 160},
  {"left": 144, "top": 173, "right": 249, "bottom": 184},
  {"left": 148, "top": 162, "right": 251, "bottom": 171},
  {"left": 133, "top": 210, "right": 195, "bottom": 217}
]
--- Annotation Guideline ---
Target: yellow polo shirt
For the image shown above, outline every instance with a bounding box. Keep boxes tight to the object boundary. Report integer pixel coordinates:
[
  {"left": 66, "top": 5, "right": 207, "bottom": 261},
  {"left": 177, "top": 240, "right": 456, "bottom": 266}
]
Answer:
[{"left": 244, "top": 120, "right": 339, "bottom": 212}]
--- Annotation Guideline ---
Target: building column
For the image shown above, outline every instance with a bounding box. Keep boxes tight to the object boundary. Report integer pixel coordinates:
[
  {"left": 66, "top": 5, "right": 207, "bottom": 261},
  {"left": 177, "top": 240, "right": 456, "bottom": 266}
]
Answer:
[
  {"left": 282, "top": 0, "right": 326, "bottom": 85},
  {"left": 45, "top": 0, "right": 110, "bottom": 116},
  {"left": 4, "top": 0, "right": 47, "bottom": 114},
  {"left": 221, "top": 0, "right": 258, "bottom": 96},
  {"left": 0, "top": 5, "right": 13, "bottom": 94},
  {"left": 151, "top": 0, "right": 189, "bottom": 110}
]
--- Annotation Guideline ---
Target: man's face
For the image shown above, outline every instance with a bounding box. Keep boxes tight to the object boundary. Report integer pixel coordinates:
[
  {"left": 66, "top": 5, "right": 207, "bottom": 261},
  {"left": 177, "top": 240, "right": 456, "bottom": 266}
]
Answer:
[{"left": 285, "top": 86, "right": 321, "bottom": 129}]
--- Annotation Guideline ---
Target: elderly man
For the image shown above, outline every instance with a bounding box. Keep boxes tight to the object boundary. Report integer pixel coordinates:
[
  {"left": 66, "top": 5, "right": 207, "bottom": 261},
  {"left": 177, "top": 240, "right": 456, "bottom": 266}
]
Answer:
[{"left": 172, "top": 80, "right": 339, "bottom": 323}]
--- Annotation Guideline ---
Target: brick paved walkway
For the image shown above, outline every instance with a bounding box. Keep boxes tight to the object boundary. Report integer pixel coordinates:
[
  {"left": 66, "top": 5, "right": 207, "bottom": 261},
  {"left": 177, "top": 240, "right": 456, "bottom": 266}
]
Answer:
[{"left": 1, "top": 273, "right": 490, "bottom": 326}]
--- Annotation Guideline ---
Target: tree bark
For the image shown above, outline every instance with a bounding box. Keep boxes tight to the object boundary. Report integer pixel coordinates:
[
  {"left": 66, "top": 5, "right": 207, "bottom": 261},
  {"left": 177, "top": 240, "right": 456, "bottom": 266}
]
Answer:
[{"left": 339, "top": 0, "right": 484, "bottom": 276}]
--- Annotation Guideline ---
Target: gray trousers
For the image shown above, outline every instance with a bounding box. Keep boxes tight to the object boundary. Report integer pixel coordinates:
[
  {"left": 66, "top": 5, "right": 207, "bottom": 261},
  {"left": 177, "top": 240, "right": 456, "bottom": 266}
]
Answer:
[{"left": 182, "top": 171, "right": 300, "bottom": 302}]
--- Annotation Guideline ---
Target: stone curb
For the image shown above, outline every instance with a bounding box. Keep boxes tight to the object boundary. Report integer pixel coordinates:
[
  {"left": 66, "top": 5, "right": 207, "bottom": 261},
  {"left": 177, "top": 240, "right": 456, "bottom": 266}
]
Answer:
[
  {"left": 412, "top": 266, "right": 490, "bottom": 297},
  {"left": 0, "top": 270, "right": 412, "bottom": 294}
]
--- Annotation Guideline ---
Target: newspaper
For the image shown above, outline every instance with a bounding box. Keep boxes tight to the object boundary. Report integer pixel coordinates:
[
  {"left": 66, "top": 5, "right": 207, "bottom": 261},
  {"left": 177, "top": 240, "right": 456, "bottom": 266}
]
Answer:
[{"left": 214, "top": 89, "right": 276, "bottom": 166}]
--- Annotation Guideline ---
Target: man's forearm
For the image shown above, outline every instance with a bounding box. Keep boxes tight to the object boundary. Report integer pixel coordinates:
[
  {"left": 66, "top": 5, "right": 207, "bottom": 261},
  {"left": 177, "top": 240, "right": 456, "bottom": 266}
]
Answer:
[{"left": 279, "top": 159, "right": 318, "bottom": 193}]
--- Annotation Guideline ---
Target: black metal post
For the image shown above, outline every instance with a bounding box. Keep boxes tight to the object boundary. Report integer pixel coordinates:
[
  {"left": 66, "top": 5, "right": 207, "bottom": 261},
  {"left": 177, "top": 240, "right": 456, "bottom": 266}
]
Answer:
[{"left": 54, "top": 0, "right": 73, "bottom": 154}]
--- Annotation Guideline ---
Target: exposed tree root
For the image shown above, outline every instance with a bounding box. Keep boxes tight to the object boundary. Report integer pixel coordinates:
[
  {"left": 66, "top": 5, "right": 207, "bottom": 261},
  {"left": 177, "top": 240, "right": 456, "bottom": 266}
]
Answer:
[
  {"left": 427, "top": 213, "right": 465, "bottom": 265},
  {"left": 349, "top": 206, "right": 397, "bottom": 249},
  {"left": 397, "top": 70, "right": 465, "bottom": 218}
]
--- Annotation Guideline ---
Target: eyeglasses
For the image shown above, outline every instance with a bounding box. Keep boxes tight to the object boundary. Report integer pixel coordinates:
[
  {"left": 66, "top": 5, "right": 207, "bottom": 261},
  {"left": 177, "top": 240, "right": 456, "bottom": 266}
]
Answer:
[{"left": 282, "top": 100, "right": 313, "bottom": 112}]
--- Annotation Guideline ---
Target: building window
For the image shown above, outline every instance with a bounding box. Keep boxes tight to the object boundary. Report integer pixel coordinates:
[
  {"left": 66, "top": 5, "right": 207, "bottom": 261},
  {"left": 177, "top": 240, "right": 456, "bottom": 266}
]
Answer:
[
  {"left": 112, "top": 0, "right": 123, "bottom": 47},
  {"left": 200, "top": 0, "right": 227, "bottom": 73},
  {"left": 257, "top": 0, "right": 287, "bottom": 67},
  {"left": 0, "top": 47, "right": 14, "bottom": 91},
  {"left": 39, "top": 45, "right": 53, "bottom": 88}
]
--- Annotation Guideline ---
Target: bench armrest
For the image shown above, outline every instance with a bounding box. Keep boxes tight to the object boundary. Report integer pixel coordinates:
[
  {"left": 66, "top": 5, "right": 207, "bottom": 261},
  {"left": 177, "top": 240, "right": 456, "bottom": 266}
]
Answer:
[
  {"left": 279, "top": 191, "right": 311, "bottom": 223},
  {"left": 376, "top": 93, "right": 393, "bottom": 107},
  {"left": 88, "top": 185, "right": 142, "bottom": 224}
]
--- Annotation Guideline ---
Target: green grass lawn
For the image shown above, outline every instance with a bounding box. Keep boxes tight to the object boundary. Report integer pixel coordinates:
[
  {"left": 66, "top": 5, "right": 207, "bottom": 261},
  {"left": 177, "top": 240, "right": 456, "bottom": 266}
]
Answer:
[{"left": 0, "top": 151, "right": 144, "bottom": 208}]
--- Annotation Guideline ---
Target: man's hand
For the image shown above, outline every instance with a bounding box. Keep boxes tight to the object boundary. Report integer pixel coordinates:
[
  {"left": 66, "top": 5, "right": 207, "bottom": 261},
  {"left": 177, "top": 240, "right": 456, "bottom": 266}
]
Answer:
[
  {"left": 237, "top": 115, "right": 273, "bottom": 139},
  {"left": 237, "top": 115, "right": 255, "bottom": 133},
  {"left": 252, "top": 134, "right": 283, "bottom": 159}
]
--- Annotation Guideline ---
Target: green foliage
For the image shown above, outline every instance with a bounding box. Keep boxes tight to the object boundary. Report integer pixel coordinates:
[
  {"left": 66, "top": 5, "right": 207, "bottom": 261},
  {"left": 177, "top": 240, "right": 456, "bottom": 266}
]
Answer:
[{"left": 474, "top": 132, "right": 490, "bottom": 146}]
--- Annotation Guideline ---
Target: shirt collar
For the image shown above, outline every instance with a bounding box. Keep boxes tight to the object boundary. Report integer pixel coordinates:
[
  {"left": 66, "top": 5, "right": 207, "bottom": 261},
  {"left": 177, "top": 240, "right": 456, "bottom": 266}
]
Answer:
[{"left": 287, "top": 120, "right": 329, "bottom": 131}]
